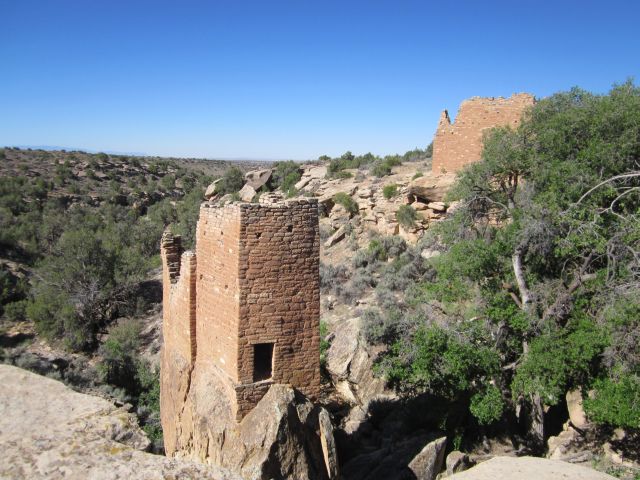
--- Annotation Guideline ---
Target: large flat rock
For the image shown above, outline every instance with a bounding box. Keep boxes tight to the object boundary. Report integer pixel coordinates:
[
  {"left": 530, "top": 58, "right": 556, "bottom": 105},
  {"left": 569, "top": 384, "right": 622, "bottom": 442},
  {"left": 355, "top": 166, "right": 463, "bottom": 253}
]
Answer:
[
  {"left": 449, "top": 456, "right": 614, "bottom": 480},
  {"left": 0, "top": 364, "right": 239, "bottom": 480}
]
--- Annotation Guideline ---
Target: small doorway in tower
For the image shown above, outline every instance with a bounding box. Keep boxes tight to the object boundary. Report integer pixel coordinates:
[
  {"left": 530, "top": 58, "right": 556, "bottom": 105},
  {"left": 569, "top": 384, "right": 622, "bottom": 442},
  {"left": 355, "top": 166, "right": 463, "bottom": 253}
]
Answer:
[{"left": 253, "top": 342, "right": 274, "bottom": 382}]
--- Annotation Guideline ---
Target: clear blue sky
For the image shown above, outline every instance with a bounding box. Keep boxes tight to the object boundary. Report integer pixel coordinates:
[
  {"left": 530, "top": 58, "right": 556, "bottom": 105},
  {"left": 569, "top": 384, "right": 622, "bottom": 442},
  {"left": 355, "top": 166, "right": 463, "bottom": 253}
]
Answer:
[{"left": 1, "top": 1, "right": 638, "bottom": 160}]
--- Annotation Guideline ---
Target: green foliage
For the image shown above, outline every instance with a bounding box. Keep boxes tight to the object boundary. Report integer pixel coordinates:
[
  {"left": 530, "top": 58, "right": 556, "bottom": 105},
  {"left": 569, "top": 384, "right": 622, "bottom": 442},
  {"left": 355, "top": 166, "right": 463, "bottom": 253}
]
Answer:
[
  {"left": 382, "top": 184, "right": 398, "bottom": 200},
  {"left": 98, "top": 319, "right": 141, "bottom": 391},
  {"left": 371, "top": 160, "right": 392, "bottom": 177},
  {"left": 584, "top": 374, "right": 640, "bottom": 429},
  {"left": 412, "top": 171, "right": 424, "bottom": 180},
  {"left": 396, "top": 205, "right": 417, "bottom": 228},
  {"left": 272, "top": 161, "right": 301, "bottom": 196},
  {"left": 369, "top": 81, "right": 640, "bottom": 443},
  {"left": 332, "top": 192, "right": 358, "bottom": 215},
  {"left": 4, "top": 300, "right": 28, "bottom": 321},
  {"left": 384, "top": 324, "right": 500, "bottom": 400},
  {"left": 319, "top": 320, "right": 330, "bottom": 367},
  {"left": 512, "top": 319, "right": 608, "bottom": 405},
  {"left": 470, "top": 385, "right": 505, "bottom": 425},
  {"left": 217, "top": 166, "right": 245, "bottom": 194}
]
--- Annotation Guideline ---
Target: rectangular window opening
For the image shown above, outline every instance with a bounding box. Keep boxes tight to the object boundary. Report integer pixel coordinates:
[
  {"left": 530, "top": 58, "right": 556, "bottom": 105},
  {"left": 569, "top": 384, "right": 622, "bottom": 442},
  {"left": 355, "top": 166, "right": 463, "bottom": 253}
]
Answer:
[{"left": 253, "top": 342, "right": 274, "bottom": 382}]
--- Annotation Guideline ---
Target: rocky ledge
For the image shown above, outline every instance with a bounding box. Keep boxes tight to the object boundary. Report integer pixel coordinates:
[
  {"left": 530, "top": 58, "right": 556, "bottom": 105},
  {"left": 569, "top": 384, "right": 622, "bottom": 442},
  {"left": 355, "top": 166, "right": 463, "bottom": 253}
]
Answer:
[{"left": 0, "top": 364, "right": 240, "bottom": 480}]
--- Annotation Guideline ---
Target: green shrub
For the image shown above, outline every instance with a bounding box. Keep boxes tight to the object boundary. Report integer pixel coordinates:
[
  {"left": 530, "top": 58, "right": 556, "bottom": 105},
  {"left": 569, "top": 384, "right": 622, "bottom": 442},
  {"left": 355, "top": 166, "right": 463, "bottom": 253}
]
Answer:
[
  {"left": 4, "top": 300, "right": 27, "bottom": 321},
  {"left": 371, "top": 160, "right": 392, "bottom": 177},
  {"left": 396, "top": 205, "right": 418, "bottom": 227},
  {"left": 584, "top": 374, "right": 640, "bottom": 428},
  {"left": 383, "top": 184, "right": 398, "bottom": 199},
  {"left": 470, "top": 385, "right": 505, "bottom": 425},
  {"left": 333, "top": 192, "right": 358, "bottom": 215},
  {"left": 98, "top": 319, "right": 142, "bottom": 392},
  {"left": 217, "top": 166, "right": 245, "bottom": 194},
  {"left": 319, "top": 320, "right": 331, "bottom": 367},
  {"left": 272, "top": 161, "right": 301, "bottom": 195},
  {"left": 412, "top": 171, "right": 424, "bottom": 180}
]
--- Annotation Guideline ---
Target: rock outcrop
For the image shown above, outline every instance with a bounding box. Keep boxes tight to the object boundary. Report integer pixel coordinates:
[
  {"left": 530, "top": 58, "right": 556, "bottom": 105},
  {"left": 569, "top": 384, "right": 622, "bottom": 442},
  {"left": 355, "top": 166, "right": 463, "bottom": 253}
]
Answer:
[
  {"left": 162, "top": 354, "right": 337, "bottom": 480},
  {"left": 0, "top": 364, "right": 240, "bottom": 480},
  {"left": 448, "top": 456, "right": 615, "bottom": 480}
]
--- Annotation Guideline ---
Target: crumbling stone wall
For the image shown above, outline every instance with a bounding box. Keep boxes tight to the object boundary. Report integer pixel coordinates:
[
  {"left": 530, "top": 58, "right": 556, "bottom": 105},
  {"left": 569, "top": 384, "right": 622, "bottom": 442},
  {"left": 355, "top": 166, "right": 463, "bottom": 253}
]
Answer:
[
  {"left": 432, "top": 93, "right": 535, "bottom": 174},
  {"left": 161, "top": 199, "right": 321, "bottom": 422},
  {"left": 161, "top": 233, "right": 197, "bottom": 365}
]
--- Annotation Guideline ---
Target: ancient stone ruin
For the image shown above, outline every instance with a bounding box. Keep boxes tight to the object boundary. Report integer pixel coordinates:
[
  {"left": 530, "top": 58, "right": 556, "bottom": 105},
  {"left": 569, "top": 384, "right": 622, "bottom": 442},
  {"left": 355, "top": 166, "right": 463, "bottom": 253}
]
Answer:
[
  {"left": 432, "top": 93, "right": 535, "bottom": 174},
  {"left": 161, "top": 198, "right": 321, "bottom": 421},
  {"left": 160, "top": 198, "right": 335, "bottom": 479}
]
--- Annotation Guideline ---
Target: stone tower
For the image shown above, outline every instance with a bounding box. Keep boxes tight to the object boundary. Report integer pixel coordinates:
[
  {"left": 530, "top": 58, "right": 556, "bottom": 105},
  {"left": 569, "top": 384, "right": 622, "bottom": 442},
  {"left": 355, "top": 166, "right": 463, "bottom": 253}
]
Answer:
[{"left": 160, "top": 199, "right": 321, "bottom": 422}]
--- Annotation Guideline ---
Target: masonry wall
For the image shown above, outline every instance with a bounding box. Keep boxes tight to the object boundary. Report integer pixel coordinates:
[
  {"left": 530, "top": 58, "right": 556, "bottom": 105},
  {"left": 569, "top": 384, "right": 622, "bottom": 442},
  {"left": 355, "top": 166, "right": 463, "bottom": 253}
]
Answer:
[
  {"left": 163, "top": 199, "right": 321, "bottom": 421},
  {"left": 161, "top": 233, "right": 197, "bottom": 365},
  {"left": 235, "top": 200, "right": 321, "bottom": 416},
  {"left": 195, "top": 204, "right": 242, "bottom": 382},
  {"left": 432, "top": 93, "right": 535, "bottom": 174}
]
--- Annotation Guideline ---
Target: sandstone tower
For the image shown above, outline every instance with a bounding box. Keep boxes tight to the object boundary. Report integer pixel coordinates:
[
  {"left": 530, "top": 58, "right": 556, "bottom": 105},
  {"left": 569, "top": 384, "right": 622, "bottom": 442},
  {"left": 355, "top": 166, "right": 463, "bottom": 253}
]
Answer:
[
  {"left": 432, "top": 93, "right": 535, "bottom": 174},
  {"left": 161, "top": 199, "right": 321, "bottom": 422}
]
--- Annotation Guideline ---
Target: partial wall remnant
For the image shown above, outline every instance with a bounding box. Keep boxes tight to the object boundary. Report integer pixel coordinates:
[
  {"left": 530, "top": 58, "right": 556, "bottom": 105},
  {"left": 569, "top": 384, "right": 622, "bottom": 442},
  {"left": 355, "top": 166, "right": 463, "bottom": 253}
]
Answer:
[{"left": 432, "top": 93, "right": 535, "bottom": 174}]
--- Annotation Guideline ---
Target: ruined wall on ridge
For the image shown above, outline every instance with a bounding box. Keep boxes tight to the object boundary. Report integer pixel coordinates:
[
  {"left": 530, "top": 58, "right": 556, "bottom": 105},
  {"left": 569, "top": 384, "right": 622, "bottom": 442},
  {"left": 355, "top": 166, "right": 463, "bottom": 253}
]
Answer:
[
  {"left": 432, "top": 93, "right": 535, "bottom": 174},
  {"left": 160, "top": 232, "right": 197, "bottom": 365}
]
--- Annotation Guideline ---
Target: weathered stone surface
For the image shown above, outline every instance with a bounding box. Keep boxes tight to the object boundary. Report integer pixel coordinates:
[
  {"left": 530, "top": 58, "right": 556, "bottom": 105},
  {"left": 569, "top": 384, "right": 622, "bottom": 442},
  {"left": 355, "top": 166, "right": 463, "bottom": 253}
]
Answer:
[
  {"left": 244, "top": 168, "right": 273, "bottom": 190},
  {"left": 0, "top": 365, "right": 239, "bottom": 480},
  {"left": 426, "top": 201, "right": 446, "bottom": 212},
  {"left": 341, "top": 433, "right": 444, "bottom": 480},
  {"left": 449, "top": 456, "right": 615, "bottom": 479},
  {"left": 407, "top": 436, "right": 446, "bottom": 480},
  {"left": 566, "top": 389, "right": 590, "bottom": 430},
  {"left": 301, "top": 164, "right": 327, "bottom": 180},
  {"left": 546, "top": 422, "right": 593, "bottom": 464},
  {"left": 238, "top": 183, "right": 257, "bottom": 202},
  {"left": 432, "top": 93, "right": 535, "bottom": 174},
  {"left": 408, "top": 177, "right": 453, "bottom": 203},
  {"left": 162, "top": 359, "right": 336, "bottom": 480},
  {"left": 329, "top": 203, "right": 351, "bottom": 228},
  {"left": 324, "top": 225, "right": 347, "bottom": 248},
  {"left": 446, "top": 451, "right": 474, "bottom": 475}
]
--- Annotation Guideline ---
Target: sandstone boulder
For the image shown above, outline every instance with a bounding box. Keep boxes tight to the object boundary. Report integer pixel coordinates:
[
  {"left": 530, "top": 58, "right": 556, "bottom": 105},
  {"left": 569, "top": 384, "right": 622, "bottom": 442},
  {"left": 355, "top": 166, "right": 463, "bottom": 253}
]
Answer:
[
  {"left": 0, "top": 365, "right": 240, "bottom": 480},
  {"left": 162, "top": 351, "right": 337, "bottom": 480},
  {"left": 330, "top": 203, "right": 351, "bottom": 228},
  {"left": 324, "top": 225, "right": 347, "bottom": 248},
  {"left": 238, "top": 183, "right": 257, "bottom": 202},
  {"left": 301, "top": 164, "right": 327, "bottom": 180},
  {"left": 407, "top": 436, "right": 446, "bottom": 480},
  {"left": 244, "top": 168, "right": 273, "bottom": 190},
  {"left": 408, "top": 175, "right": 456, "bottom": 204},
  {"left": 446, "top": 451, "right": 475, "bottom": 475},
  {"left": 426, "top": 201, "right": 446, "bottom": 212},
  {"left": 341, "top": 433, "right": 445, "bottom": 480},
  {"left": 566, "top": 389, "right": 590, "bottom": 430}
]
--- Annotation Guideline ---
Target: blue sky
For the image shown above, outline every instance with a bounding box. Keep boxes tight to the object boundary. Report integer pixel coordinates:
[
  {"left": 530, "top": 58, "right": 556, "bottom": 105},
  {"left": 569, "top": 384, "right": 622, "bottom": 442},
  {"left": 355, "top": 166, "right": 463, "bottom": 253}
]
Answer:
[{"left": 1, "top": 1, "right": 639, "bottom": 160}]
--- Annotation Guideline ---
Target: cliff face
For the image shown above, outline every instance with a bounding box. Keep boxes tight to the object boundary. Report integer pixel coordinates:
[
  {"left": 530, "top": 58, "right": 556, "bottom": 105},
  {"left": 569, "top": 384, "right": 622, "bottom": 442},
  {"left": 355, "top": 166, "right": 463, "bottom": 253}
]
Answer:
[{"left": 0, "top": 365, "right": 240, "bottom": 480}]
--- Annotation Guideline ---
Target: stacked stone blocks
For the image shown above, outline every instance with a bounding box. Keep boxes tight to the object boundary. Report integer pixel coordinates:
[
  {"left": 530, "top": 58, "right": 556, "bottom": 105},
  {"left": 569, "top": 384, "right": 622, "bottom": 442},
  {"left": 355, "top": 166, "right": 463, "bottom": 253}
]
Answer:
[
  {"left": 432, "top": 93, "right": 535, "bottom": 174},
  {"left": 161, "top": 199, "right": 321, "bottom": 421}
]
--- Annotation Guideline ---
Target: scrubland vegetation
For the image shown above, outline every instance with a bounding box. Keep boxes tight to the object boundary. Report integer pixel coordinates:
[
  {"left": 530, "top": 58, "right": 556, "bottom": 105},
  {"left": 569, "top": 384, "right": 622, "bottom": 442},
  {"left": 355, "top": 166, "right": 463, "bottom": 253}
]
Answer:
[{"left": 321, "top": 81, "right": 640, "bottom": 452}]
